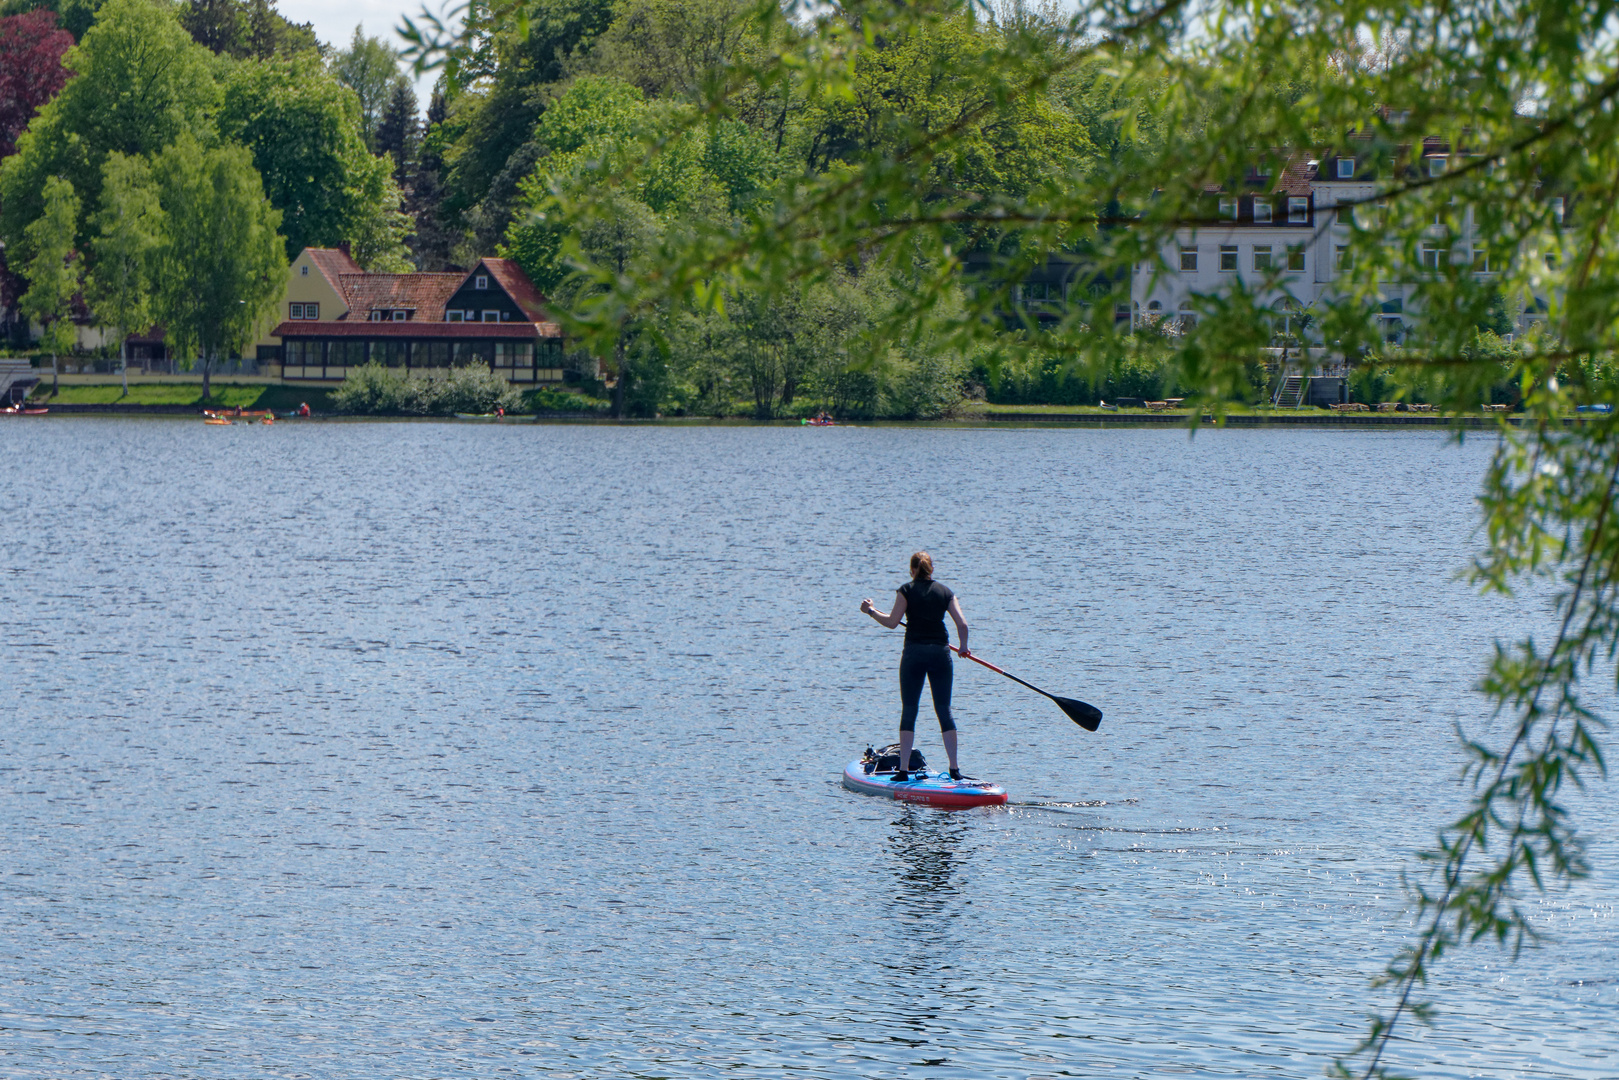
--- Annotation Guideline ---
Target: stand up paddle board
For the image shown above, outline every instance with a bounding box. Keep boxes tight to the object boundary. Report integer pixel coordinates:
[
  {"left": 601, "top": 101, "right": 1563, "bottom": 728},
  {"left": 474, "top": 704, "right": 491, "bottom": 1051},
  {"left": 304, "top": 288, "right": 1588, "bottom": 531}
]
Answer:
[{"left": 842, "top": 758, "right": 1008, "bottom": 809}]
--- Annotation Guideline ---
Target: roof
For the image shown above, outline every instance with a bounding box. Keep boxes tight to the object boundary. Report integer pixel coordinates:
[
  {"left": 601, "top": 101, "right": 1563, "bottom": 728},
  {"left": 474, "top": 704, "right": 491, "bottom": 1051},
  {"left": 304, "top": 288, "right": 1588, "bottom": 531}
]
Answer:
[
  {"left": 477, "top": 258, "right": 552, "bottom": 322},
  {"left": 275, "top": 320, "right": 563, "bottom": 339},
  {"left": 305, "top": 247, "right": 363, "bottom": 287},
  {"left": 338, "top": 273, "right": 463, "bottom": 320}
]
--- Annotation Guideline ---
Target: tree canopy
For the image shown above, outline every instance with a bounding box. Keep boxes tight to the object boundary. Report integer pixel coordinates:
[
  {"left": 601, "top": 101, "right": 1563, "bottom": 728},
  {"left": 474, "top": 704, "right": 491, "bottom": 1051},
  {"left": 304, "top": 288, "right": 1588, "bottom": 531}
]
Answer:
[
  {"left": 0, "top": 0, "right": 217, "bottom": 256},
  {"left": 0, "top": 8, "right": 73, "bottom": 161}
]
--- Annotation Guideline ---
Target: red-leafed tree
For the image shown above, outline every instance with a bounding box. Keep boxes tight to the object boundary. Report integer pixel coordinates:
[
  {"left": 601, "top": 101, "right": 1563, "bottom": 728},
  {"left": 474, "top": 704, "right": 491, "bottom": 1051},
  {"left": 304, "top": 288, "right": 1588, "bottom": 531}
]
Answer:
[{"left": 0, "top": 9, "right": 74, "bottom": 160}]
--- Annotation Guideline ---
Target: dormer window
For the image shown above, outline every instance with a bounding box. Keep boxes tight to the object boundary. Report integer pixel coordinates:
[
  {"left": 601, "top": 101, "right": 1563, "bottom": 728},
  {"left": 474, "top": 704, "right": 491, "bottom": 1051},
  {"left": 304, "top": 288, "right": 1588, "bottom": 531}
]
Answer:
[
  {"left": 1428, "top": 156, "right": 1447, "bottom": 177},
  {"left": 1288, "top": 197, "right": 1309, "bottom": 224},
  {"left": 1337, "top": 158, "right": 1354, "bottom": 179},
  {"left": 392, "top": 310, "right": 407, "bottom": 321},
  {"left": 475, "top": 275, "right": 489, "bottom": 290},
  {"left": 1219, "top": 197, "right": 1237, "bottom": 220},
  {"left": 446, "top": 310, "right": 464, "bottom": 323},
  {"left": 1253, "top": 200, "right": 1273, "bottom": 224},
  {"left": 370, "top": 310, "right": 384, "bottom": 322},
  {"left": 482, "top": 310, "right": 500, "bottom": 323}
]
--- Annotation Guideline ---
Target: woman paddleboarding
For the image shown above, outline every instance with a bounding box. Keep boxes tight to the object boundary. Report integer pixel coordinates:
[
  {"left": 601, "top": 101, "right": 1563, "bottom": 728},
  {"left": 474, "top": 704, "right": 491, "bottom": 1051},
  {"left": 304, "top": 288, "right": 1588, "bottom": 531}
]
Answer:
[{"left": 860, "top": 551, "right": 970, "bottom": 782}]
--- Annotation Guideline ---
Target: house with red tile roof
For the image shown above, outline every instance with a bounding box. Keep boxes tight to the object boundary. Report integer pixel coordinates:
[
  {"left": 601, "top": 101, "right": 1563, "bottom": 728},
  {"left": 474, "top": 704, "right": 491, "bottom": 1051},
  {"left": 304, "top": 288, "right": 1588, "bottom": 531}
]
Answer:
[{"left": 262, "top": 250, "right": 566, "bottom": 385}]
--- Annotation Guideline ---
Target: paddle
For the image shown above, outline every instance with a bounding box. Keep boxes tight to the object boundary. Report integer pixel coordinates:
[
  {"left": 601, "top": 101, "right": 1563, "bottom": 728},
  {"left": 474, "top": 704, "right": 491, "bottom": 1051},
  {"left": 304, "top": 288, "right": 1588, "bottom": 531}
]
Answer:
[{"left": 949, "top": 645, "right": 1102, "bottom": 731}]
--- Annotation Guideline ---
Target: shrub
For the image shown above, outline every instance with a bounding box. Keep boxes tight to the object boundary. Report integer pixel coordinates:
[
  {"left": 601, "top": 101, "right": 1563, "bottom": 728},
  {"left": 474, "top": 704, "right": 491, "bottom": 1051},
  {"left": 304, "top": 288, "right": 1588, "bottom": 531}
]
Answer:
[{"left": 331, "top": 362, "right": 524, "bottom": 416}]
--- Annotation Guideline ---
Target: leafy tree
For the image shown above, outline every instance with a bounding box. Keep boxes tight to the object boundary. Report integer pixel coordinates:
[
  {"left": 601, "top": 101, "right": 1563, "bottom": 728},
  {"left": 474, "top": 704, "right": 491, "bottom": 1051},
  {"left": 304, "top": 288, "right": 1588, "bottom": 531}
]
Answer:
[
  {"left": 179, "top": 0, "right": 317, "bottom": 60},
  {"left": 425, "top": 0, "right": 620, "bottom": 251},
  {"left": 584, "top": 0, "right": 766, "bottom": 105},
  {"left": 0, "top": 0, "right": 103, "bottom": 41},
  {"left": 333, "top": 26, "right": 404, "bottom": 151},
  {"left": 346, "top": 170, "right": 414, "bottom": 272},
  {"left": 0, "top": 8, "right": 74, "bottom": 161},
  {"left": 18, "top": 175, "right": 80, "bottom": 396},
  {"left": 219, "top": 54, "right": 401, "bottom": 261},
  {"left": 85, "top": 151, "right": 161, "bottom": 396},
  {"left": 149, "top": 135, "right": 284, "bottom": 400},
  {"left": 579, "top": 194, "right": 663, "bottom": 418},
  {"left": 374, "top": 78, "right": 420, "bottom": 187},
  {"left": 0, "top": 0, "right": 217, "bottom": 255}
]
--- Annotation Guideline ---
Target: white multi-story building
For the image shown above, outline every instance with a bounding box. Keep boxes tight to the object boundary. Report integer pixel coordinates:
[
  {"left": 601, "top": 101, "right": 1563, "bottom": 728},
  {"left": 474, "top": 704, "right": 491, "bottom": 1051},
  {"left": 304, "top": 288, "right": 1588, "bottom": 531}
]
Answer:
[{"left": 1131, "top": 137, "right": 1549, "bottom": 345}]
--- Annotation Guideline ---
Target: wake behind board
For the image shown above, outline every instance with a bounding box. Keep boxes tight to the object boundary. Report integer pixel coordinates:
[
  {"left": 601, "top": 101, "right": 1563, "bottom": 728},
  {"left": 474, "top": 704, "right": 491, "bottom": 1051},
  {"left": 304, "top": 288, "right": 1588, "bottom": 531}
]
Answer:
[{"left": 842, "top": 759, "right": 1008, "bottom": 809}]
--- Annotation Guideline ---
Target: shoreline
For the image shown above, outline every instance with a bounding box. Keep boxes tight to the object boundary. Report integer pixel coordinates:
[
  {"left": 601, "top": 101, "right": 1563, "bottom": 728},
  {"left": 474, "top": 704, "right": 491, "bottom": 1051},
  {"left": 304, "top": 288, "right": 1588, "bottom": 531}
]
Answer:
[{"left": 10, "top": 403, "right": 1568, "bottom": 427}]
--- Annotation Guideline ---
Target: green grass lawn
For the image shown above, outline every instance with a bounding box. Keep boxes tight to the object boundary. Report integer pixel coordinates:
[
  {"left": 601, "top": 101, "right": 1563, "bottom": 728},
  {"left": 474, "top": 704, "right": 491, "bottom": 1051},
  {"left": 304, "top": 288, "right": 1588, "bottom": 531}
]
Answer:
[{"left": 34, "top": 383, "right": 335, "bottom": 411}]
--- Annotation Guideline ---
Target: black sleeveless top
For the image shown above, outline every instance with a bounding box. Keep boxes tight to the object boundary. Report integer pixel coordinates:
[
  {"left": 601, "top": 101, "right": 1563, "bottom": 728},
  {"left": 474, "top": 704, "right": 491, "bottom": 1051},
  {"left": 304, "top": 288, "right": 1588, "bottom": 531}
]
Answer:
[{"left": 898, "top": 578, "right": 954, "bottom": 645}]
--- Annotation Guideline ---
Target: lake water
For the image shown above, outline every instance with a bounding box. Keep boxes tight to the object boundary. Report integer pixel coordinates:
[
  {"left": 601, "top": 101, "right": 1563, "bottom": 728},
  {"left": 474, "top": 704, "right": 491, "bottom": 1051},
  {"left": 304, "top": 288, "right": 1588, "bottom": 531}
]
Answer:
[{"left": 2, "top": 420, "right": 1614, "bottom": 1079}]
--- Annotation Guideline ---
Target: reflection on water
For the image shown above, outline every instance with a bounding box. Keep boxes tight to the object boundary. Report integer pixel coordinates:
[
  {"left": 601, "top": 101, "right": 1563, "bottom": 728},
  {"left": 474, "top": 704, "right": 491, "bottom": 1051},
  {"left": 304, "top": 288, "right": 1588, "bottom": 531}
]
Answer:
[{"left": 1, "top": 420, "right": 1615, "bottom": 1079}]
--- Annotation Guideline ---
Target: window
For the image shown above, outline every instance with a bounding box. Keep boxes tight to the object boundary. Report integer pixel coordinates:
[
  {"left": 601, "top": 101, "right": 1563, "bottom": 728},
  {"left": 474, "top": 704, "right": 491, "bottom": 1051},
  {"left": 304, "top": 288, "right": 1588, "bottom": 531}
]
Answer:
[
  {"left": 1334, "top": 245, "right": 1351, "bottom": 270},
  {"left": 1420, "top": 244, "right": 1443, "bottom": 269},
  {"left": 475, "top": 274, "right": 489, "bottom": 290},
  {"left": 1253, "top": 245, "right": 1272, "bottom": 271},
  {"left": 1428, "top": 156, "right": 1447, "bottom": 177},
  {"left": 1219, "top": 245, "right": 1238, "bottom": 271},
  {"left": 369, "top": 310, "right": 384, "bottom": 322},
  {"left": 289, "top": 302, "right": 302, "bottom": 319},
  {"left": 392, "top": 310, "right": 407, "bottom": 322},
  {"left": 1550, "top": 197, "right": 1565, "bottom": 223},
  {"left": 1147, "top": 300, "right": 1162, "bottom": 312},
  {"left": 1336, "top": 204, "right": 1356, "bottom": 226},
  {"left": 1473, "top": 247, "right": 1493, "bottom": 272},
  {"left": 446, "top": 310, "right": 464, "bottom": 323},
  {"left": 1253, "top": 200, "right": 1273, "bottom": 224},
  {"left": 1337, "top": 158, "right": 1354, "bottom": 179},
  {"left": 482, "top": 310, "right": 501, "bottom": 323},
  {"left": 1287, "top": 247, "right": 1305, "bottom": 271},
  {"left": 1178, "top": 302, "right": 1197, "bottom": 328},
  {"left": 300, "top": 265, "right": 309, "bottom": 276},
  {"left": 1219, "top": 197, "right": 1238, "bottom": 220},
  {"left": 1179, "top": 247, "right": 1198, "bottom": 272},
  {"left": 1288, "top": 197, "right": 1309, "bottom": 224}
]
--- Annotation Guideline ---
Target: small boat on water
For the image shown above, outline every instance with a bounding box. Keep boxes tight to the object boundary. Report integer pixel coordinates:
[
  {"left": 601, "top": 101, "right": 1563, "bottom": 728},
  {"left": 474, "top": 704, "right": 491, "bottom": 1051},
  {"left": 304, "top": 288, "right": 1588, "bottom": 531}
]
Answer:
[
  {"left": 2, "top": 403, "right": 48, "bottom": 415},
  {"left": 454, "top": 412, "right": 530, "bottom": 422}
]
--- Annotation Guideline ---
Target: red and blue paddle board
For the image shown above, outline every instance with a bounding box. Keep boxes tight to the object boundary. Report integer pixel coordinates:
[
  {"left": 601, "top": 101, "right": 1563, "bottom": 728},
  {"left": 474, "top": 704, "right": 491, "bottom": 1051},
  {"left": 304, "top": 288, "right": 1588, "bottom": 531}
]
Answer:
[{"left": 842, "top": 759, "right": 1008, "bottom": 809}]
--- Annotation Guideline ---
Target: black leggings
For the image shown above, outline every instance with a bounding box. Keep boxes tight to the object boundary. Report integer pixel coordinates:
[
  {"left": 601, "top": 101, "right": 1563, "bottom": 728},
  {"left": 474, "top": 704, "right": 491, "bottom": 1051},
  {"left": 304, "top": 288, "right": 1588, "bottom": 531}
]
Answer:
[{"left": 899, "top": 644, "right": 955, "bottom": 733}]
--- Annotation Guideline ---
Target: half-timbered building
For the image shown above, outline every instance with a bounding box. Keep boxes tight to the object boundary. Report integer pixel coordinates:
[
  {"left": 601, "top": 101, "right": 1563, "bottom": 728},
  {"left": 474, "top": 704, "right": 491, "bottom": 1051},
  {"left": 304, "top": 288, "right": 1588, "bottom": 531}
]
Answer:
[{"left": 266, "top": 251, "right": 566, "bottom": 385}]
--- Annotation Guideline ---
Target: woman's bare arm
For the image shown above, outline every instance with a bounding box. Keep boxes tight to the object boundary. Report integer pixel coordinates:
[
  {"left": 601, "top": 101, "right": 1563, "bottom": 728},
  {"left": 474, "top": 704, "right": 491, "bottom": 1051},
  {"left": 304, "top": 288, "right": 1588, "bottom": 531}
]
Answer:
[
  {"left": 860, "top": 591, "right": 908, "bottom": 629},
  {"left": 948, "top": 596, "right": 969, "bottom": 656}
]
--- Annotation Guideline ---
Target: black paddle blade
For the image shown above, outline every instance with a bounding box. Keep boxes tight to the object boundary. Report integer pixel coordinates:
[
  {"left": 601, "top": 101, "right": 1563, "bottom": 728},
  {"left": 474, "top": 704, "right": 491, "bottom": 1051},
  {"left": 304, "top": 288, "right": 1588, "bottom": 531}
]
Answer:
[{"left": 1054, "top": 696, "right": 1102, "bottom": 732}]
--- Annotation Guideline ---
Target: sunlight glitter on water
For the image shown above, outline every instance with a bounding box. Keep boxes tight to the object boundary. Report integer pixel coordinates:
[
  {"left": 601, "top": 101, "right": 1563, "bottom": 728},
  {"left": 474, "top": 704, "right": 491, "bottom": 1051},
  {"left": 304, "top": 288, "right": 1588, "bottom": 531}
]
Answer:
[{"left": 2, "top": 420, "right": 1613, "bottom": 1078}]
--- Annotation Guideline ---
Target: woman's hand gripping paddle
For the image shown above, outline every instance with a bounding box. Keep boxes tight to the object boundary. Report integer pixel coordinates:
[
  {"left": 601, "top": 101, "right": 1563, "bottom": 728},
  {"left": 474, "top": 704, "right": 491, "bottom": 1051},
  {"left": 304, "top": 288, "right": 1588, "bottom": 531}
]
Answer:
[{"left": 949, "top": 645, "right": 1102, "bottom": 731}]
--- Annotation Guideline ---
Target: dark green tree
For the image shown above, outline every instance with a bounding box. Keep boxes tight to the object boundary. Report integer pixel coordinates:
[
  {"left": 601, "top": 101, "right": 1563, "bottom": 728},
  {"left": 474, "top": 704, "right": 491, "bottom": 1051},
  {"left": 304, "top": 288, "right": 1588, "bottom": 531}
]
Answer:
[
  {"left": 179, "top": 0, "right": 317, "bottom": 59},
  {"left": 374, "top": 78, "right": 420, "bottom": 188},
  {"left": 405, "top": 82, "right": 460, "bottom": 270}
]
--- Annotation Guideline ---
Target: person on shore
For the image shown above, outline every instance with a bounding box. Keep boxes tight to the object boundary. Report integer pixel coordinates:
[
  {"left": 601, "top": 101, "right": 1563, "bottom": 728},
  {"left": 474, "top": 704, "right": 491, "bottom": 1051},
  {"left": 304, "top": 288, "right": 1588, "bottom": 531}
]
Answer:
[{"left": 860, "top": 551, "right": 970, "bottom": 782}]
